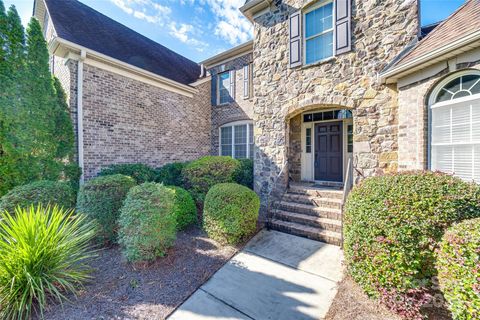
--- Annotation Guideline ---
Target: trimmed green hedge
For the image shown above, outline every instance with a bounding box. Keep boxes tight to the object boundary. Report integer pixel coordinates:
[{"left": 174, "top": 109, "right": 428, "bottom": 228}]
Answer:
[
  {"left": 233, "top": 158, "right": 254, "bottom": 189},
  {"left": 203, "top": 183, "right": 259, "bottom": 245},
  {"left": 166, "top": 186, "right": 197, "bottom": 230},
  {"left": 183, "top": 156, "right": 240, "bottom": 203},
  {"left": 98, "top": 163, "right": 156, "bottom": 184},
  {"left": 119, "top": 183, "right": 177, "bottom": 262},
  {"left": 436, "top": 218, "right": 480, "bottom": 320},
  {"left": 0, "top": 181, "right": 75, "bottom": 214},
  {"left": 344, "top": 172, "right": 480, "bottom": 296},
  {"left": 155, "top": 161, "right": 189, "bottom": 187},
  {"left": 77, "top": 174, "right": 136, "bottom": 244}
]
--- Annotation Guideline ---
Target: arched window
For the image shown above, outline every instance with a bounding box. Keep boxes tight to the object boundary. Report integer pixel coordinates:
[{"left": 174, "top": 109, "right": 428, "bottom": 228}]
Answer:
[{"left": 429, "top": 71, "right": 480, "bottom": 182}]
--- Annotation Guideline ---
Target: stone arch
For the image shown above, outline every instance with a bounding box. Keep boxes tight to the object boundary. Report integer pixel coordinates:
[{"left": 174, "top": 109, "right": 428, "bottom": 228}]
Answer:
[{"left": 285, "top": 95, "right": 357, "bottom": 121}]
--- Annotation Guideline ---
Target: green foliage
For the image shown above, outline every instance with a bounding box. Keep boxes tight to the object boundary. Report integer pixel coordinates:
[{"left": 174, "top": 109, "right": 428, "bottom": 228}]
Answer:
[
  {"left": 0, "top": 180, "right": 75, "bottom": 214},
  {"left": 77, "top": 174, "right": 136, "bottom": 244},
  {"left": 166, "top": 186, "right": 197, "bottom": 230},
  {"left": 155, "top": 161, "right": 189, "bottom": 187},
  {"left": 436, "top": 218, "right": 480, "bottom": 320},
  {"left": 203, "top": 183, "right": 259, "bottom": 245},
  {"left": 0, "top": 14, "right": 76, "bottom": 197},
  {"left": 343, "top": 171, "right": 480, "bottom": 298},
  {"left": 233, "top": 158, "right": 254, "bottom": 189},
  {"left": 98, "top": 163, "right": 157, "bottom": 184},
  {"left": 183, "top": 156, "right": 240, "bottom": 203},
  {"left": 118, "top": 183, "right": 177, "bottom": 262},
  {"left": 0, "top": 205, "right": 97, "bottom": 319}
]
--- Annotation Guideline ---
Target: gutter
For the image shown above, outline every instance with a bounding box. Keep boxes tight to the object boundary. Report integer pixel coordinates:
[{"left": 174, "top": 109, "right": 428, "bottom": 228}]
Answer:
[
  {"left": 77, "top": 50, "right": 86, "bottom": 184},
  {"left": 380, "top": 30, "right": 480, "bottom": 83},
  {"left": 240, "top": 0, "right": 272, "bottom": 22},
  {"left": 49, "top": 37, "right": 199, "bottom": 96}
]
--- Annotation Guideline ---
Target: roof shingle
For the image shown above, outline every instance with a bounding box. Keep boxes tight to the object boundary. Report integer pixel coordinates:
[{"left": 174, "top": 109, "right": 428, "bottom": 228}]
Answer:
[
  {"left": 394, "top": 0, "right": 480, "bottom": 68},
  {"left": 44, "top": 0, "right": 200, "bottom": 85}
]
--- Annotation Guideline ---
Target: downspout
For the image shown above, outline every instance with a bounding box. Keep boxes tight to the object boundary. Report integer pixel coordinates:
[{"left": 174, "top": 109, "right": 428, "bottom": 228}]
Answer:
[{"left": 77, "top": 50, "right": 86, "bottom": 184}]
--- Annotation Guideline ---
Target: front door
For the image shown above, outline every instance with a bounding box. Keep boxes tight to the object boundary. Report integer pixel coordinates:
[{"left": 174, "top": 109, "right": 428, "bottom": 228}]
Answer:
[{"left": 314, "top": 121, "right": 343, "bottom": 182}]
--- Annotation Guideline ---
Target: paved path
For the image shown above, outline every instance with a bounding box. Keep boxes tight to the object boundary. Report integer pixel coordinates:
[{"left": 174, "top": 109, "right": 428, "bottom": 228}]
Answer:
[{"left": 168, "top": 230, "right": 343, "bottom": 320}]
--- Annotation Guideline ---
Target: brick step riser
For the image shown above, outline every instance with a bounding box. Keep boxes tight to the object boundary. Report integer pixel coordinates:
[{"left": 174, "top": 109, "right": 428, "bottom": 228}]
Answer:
[
  {"left": 275, "top": 204, "right": 342, "bottom": 220},
  {"left": 287, "top": 189, "right": 344, "bottom": 200},
  {"left": 273, "top": 213, "right": 342, "bottom": 233},
  {"left": 269, "top": 222, "right": 342, "bottom": 246},
  {"left": 281, "top": 194, "right": 342, "bottom": 209}
]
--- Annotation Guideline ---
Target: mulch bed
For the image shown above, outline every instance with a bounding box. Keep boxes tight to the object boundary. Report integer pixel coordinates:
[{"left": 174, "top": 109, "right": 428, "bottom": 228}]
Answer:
[{"left": 41, "top": 228, "right": 237, "bottom": 320}]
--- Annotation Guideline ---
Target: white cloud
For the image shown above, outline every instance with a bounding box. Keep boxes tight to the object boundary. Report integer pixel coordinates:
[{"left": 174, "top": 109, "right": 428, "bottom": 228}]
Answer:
[
  {"left": 169, "top": 22, "right": 209, "bottom": 52},
  {"left": 110, "top": 0, "right": 171, "bottom": 25},
  {"left": 201, "top": 0, "right": 253, "bottom": 46}
]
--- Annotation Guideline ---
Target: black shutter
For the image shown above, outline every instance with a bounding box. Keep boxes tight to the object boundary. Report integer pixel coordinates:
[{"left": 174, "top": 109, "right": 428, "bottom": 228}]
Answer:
[
  {"left": 335, "top": 0, "right": 352, "bottom": 55},
  {"left": 211, "top": 72, "right": 217, "bottom": 106},
  {"left": 289, "top": 10, "right": 302, "bottom": 68}
]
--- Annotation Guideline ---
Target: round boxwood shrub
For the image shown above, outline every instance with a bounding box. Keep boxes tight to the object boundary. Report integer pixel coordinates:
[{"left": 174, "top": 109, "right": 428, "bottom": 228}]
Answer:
[
  {"left": 436, "top": 218, "right": 480, "bottom": 320},
  {"left": 98, "top": 163, "right": 156, "bottom": 184},
  {"left": 155, "top": 161, "right": 189, "bottom": 187},
  {"left": 203, "top": 183, "right": 260, "bottom": 245},
  {"left": 183, "top": 156, "right": 240, "bottom": 203},
  {"left": 0, "top": 181, "right": 75, "bottom": 214},
  {"left": 118, "top": 183, "right": 177, "bottom": 262},
  {"left": 77, "top": 174, "right": 136, "bottom": 243},
  {"left": 233, "top": 158, "right": 254, "bottom": 190},
  {"left": 344, "top": 172, "right": 480, "bottom": 301},
  {"left": 166, "top": 186, "right": 197, "bottom": 230}
]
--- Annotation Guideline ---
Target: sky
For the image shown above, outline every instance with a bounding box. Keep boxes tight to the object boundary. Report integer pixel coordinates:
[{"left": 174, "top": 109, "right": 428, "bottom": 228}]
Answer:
[{"left": 4, "top": 0, "right": 467, "bottom": 63}]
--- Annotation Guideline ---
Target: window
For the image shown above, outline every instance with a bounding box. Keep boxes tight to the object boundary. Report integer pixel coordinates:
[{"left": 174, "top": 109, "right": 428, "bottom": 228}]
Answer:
[
  {"left": 220, "top": 122, "right": 254, "bottom": 159},
  {"left": 304, "top": 1, "right": 334, "bottom": 65},
  {"left": 430, "top": 72, "right": 480, "bottom": 182},
  {"left": 305, "top": 128, "right": 312, "bottom": 153},
  {"left": 303, "top": 109, "right": 352, "bottom": 122},
  {"left": 218, "top": 71, "right": 234, "bottom": 105}
]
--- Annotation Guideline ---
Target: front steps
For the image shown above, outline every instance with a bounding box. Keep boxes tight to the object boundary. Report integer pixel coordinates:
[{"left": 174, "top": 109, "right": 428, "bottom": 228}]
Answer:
[{"left": 269, "top": 182, "right": 344, "bottom": 246}]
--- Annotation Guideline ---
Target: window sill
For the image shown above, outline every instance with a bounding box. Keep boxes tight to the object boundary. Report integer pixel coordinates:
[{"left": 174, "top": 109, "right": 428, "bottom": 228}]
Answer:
[{"left": 293, "top": 56, "right": 336, "bottom": 71}]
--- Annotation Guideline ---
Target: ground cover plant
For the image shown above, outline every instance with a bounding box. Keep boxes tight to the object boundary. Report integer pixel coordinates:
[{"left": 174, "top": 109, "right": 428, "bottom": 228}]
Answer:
[
  {"left": 436, "top": 218, "right": 480, "bottom": 320},
  {"left": 203, "top": 183, "right": 260, "bottom": 245},
  {"left": 343, "top": 171, "right": 480, "bottom": 318},
  {"left": 119, "top": 183, "right": 177, "bottom": 262},
  {"left": 0, "top": 180, "right": 75, "bottom": 214},
  {"left": 77, "top": 174, "right": 136, "bottom": 244},
  {"left": 0, "top": 205, "right": 96, "bottom": 319}
]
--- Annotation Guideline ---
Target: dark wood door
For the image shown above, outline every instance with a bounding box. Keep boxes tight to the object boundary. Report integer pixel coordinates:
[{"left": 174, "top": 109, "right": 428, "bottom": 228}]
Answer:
[{"left": 314, "top": 121, "right": 343, "bottom": 182}]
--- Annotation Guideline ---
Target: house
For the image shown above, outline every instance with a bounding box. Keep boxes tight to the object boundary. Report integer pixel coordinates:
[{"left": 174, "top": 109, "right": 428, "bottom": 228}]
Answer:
[{"left": 33, "top": 0, "right": 480, "bottom": 244}]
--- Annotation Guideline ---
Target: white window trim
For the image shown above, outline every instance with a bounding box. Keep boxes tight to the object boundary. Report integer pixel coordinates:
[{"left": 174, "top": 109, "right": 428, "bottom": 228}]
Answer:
[
  {"left": 219, "top": 120, "right": 254, "bottom": 159},
  {"left": 303, "top": 0, "right": 335, "bottom": 66},
  {"left": 243, "top": 64, "right": 250, "bottom": 99},
  {"left": 428, "top": 70, "right": 480, "bottom": 181}
]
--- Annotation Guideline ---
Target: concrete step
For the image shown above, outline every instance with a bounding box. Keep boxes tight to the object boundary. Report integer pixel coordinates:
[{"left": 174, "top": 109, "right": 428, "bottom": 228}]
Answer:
[
  {"left": 288, "top": 184, "right": 343, "bottom": 200},
  {"left": 269, "top": 219, "right": 342, "bottom": 246},
  {"left": 275, "top": 201, "right": 342, "bottom": 220},
  {"left": 282, "top": 193, "right": 343, "bottom": 209},
  {"left": 273, "top": 210, "right": 342, "bottom": 232}
]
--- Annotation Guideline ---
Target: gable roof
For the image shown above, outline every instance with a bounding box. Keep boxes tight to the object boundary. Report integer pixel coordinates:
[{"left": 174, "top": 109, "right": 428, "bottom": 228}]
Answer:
[
  {"left": 395, "top": 0, "right": 480, "bottom": 67},
  {"left": 43, "top": 0, "right": 200, "bottom": 85}
]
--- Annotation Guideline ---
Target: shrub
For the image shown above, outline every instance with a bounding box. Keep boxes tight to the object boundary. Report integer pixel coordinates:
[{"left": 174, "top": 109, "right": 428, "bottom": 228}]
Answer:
[
  {"left": 118, "top": 183, "right": 177, "bottom": 262},
  {"left": 203, "top": 183, "right": 260, "bottom": 245},
  {"left": 155, "top": 161, "right": 189, "bottom": 187},
  {"left": 183, "top": 156, "right": 240, "bottom": 203},
  {"left": 0, "top": 180, "right": 75, "bottom": 214},
  {"left": 166, "top": 186, "right": 197, "bottom": 230},
  {"left": 343, "top": 171, "right": 480, "bottom": 315},
  {"left": 436, "top": 218, "right": 480, "bottom": 320},
  {"left": 98, "top": 163, "right": 156, "bottom": 184},
  {"left": 233, "top": 158, "right": 254, "bottom": 189},
  {"left": 77, "top": 174, "right": 136, "bottom": 243},
  {"left": 0, "top": 205, "right": 96, "bottom": 319}
]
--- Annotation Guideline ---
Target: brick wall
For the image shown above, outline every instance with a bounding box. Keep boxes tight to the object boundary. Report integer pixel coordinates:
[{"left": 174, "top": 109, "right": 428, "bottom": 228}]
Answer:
[{"left": 208, "top": 53, "right": 254, "bottom": 155}]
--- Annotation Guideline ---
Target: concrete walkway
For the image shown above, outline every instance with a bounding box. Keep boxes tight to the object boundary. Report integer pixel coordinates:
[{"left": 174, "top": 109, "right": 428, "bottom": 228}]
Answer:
[{"left": 168, "top": 230, "right": 343, "bottom": 320}]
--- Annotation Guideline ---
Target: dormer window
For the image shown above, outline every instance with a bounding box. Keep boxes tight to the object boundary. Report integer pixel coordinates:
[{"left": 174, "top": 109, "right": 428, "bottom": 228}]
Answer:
[{"left": 304, "top": 1, "right": 334, "bottom": 64}]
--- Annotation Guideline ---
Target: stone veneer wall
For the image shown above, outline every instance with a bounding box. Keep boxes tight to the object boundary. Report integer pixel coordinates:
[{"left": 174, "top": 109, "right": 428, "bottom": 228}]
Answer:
[
  {"left": 398, "top": 58, "right": 480, "bottom": 170},
  {"left": 208, "top": 53, "right": 254, "bottom": 155},
  {"left": 289, "top": 114, "right": 302, "bottom": 182},
  {"left": 74, "top": 64, "right": 211, "bottom": 179},
  {"left": 252, "top": 0, "right": 419, "bottom": 214}
]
